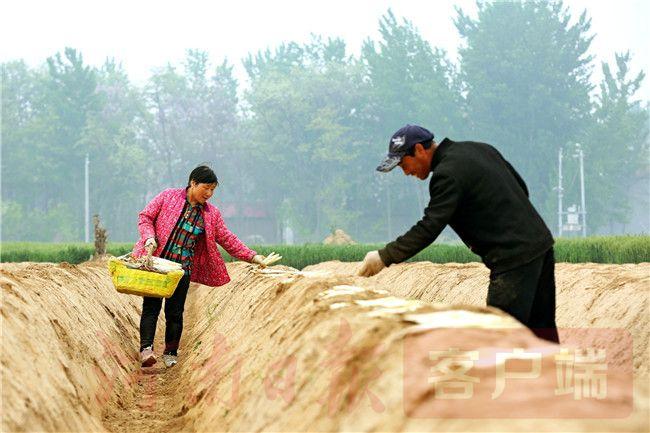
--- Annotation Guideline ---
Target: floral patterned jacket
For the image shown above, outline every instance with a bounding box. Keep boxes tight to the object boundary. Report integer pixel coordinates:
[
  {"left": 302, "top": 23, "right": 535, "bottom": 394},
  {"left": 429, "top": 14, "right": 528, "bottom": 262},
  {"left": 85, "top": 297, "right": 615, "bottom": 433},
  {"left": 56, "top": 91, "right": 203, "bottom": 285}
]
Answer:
[{"left": 132, "top": 188, "right": 256, "bottom": 287}]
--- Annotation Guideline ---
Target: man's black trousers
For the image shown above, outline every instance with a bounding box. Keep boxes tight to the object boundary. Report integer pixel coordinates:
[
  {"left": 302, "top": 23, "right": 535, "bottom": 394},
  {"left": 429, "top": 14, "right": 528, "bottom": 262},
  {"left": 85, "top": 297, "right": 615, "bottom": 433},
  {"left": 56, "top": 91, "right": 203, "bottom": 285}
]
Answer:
[
  {"left": 487, "top": 248, "right": 560, "bottom": 343},
  {"left": 139, "top": 273, "right": 190, "bottom": 354}
]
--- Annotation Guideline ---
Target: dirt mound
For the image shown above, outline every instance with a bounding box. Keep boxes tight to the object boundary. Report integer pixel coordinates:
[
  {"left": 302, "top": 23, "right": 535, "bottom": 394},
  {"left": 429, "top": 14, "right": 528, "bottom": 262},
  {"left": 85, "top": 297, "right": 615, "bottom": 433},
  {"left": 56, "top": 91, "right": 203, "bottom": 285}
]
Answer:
[
  {"left": 323, "top": 229, "right": 356, "bottom": 245},
  {"left": 1, "top": 260, "right": 648, "bottom": 432},
  {"left": 1, "top": 261, "right": 142, "bottom": 432},
  {"left": 305, "top": 261, "right": 650, "bottom": 377}
]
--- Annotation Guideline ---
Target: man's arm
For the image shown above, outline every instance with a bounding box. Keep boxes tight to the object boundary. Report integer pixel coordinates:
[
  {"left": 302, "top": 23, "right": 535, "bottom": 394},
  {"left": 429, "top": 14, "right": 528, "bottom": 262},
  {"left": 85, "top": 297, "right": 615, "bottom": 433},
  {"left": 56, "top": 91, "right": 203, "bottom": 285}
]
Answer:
[{"left": 378, "top": 173, "right": 461, "bottom": 266}]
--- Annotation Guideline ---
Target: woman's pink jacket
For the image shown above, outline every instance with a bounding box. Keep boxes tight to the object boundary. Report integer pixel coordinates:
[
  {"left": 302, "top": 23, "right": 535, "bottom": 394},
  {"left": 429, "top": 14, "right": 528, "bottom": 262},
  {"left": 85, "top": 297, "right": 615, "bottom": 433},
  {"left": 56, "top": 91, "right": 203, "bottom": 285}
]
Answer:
[{"left": 132, "top": 188, "right": 256, "bottom": 287}]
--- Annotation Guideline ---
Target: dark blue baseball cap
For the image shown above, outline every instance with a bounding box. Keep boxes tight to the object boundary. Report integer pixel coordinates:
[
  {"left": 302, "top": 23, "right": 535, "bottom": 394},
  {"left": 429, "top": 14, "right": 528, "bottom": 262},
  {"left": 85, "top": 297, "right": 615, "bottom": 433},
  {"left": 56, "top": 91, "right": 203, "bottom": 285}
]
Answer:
[{"left": 376, "top": 124, "right": 434, "bottom": 172}]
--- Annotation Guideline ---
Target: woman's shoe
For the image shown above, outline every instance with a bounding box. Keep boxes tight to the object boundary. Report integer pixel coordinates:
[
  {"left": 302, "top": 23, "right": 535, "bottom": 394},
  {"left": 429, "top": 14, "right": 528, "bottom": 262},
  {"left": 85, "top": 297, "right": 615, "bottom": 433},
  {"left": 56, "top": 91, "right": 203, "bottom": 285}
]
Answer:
[
  {"left": 162, "top": 353, "right": 178, "bottom": 368},
  {"left": 140, "top": 346, "right": 156, "bottom": 367}
]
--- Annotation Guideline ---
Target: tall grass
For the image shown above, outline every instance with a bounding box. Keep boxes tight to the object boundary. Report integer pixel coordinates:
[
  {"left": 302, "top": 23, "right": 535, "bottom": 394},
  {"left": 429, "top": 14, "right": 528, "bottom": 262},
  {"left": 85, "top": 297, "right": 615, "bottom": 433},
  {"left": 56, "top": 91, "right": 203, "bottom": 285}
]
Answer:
[
  {"left": 552, "top": 236, "right": 650, "bottom": 264},
  {"left": 245, "top": 243, "right": 482, "bottom": 269},
  {"left": 0, "top": 242, "right": 133, "bottom": 264},
  {"left": 2, "top": 236, "right": 648, "bottom": 268}
]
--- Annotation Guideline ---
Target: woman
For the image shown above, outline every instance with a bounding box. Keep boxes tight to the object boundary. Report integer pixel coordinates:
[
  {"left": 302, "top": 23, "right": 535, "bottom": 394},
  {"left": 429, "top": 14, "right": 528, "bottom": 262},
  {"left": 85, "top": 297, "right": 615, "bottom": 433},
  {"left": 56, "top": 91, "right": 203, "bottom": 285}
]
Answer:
[{"left": 132, "top": 165, "right": 269, "bottom": 368}]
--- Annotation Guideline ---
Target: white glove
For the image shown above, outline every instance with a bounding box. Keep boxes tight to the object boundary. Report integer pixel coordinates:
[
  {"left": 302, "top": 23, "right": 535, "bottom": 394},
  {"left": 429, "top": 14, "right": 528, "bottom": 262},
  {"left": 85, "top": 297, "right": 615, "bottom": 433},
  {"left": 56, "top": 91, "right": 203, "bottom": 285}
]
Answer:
[
  {"left": 357, "top": 250, "right": 385, "bottom": 277},
  {"left": 251, "top": 252, "right": 282, "bottom": 268},
  {"left": 144, "top": 237, "right": 157, "bottom": 254}
]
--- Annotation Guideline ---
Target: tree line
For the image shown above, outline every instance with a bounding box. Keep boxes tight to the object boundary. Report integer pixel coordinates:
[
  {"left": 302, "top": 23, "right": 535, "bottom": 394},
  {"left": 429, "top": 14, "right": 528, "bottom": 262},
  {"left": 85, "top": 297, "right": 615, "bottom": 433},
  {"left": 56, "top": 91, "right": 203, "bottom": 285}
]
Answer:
[{"left": 2, "top": 2, "right": 648, "bottom": 243}]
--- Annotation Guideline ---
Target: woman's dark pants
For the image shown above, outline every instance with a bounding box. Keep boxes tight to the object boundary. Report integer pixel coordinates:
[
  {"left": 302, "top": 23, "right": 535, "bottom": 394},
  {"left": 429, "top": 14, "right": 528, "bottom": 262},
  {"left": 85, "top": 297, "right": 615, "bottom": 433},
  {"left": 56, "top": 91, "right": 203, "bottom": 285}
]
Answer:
[
  {"left": 487, "top": 248, "right": 560, "bottom": 343},
  {"left": 139, "top": 273, "right": 190, "bottom": 355}
]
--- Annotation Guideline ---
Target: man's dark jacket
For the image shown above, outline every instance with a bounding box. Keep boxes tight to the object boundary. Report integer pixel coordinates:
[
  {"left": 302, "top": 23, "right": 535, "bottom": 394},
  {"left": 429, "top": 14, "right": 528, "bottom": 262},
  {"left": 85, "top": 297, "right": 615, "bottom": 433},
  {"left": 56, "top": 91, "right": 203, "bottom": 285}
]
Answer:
[{"left": 378, "top": 138, "right": 554, "bottom": 273}]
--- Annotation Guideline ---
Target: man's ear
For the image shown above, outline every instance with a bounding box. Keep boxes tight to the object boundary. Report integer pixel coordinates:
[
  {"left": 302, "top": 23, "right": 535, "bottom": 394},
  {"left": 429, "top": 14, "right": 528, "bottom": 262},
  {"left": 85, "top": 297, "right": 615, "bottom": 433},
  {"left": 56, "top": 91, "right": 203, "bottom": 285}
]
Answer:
[{"left": 414, "top": 142, "right": 425, "bottom": 155}]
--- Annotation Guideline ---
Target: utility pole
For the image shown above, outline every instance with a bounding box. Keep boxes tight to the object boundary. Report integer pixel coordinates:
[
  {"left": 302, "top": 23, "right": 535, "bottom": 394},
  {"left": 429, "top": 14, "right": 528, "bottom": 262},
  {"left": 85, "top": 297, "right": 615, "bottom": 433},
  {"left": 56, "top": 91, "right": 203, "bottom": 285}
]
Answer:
[
  {"left": 577, "top": 144, "right": 587, "bottom": 237},
  {"left": 85, "top": 154, "right": 89, "bottom": 243},
  {"left": 558, "top": 148, "right": 564, "bottom": 237},
  {"left": 558, "top": 144, "right": 587, "bottom": 238}
]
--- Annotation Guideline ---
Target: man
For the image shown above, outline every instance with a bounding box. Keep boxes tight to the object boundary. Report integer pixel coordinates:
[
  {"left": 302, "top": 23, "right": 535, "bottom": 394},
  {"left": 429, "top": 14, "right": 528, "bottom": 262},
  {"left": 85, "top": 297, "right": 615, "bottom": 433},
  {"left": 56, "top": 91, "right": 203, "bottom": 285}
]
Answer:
[{"left": 358, "top": 124, "right": 559, "bottom": 343}]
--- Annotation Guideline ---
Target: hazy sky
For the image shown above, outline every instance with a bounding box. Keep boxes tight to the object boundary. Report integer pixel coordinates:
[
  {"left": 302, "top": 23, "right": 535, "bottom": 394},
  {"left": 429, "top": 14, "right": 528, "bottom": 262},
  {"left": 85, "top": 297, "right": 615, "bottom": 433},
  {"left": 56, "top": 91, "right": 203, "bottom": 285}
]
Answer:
[{"left": 1, "top": 0, "right": 648, "bottom": 100}]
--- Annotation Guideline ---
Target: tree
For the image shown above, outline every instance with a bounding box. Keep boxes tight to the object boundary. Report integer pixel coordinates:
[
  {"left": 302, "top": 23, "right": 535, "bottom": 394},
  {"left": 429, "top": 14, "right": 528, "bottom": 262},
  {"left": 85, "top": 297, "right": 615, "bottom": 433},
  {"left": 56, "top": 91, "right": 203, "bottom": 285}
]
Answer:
[
  {"left": 144, "top": 62, "right": 189, "bottom": 187},
  {"left": 1, "top": 60, "right": 79, "bottom": 241},
  {"left": 1, "top": 49, "right": 101, "bottom": 241},
  {"left": 201, "top": 57, "right": 244, "bottom": 204},
  {"left": 579, "top": 53, "right": 648, "bottom": 232},
  {"left": 143, "top": 50, "right": 241, "bottom": 194},
  {"left": 43, "top": 48, "right": 102, "bottom": 238},
  {"left": 362, "top": 9, "right": 463, "bottom": 135},
  {"left": 78, "top": 59, "right": 151, "bottom": 241},
  {"left": 1, "top": 60, "right": 46, "bottom": 207},
  {"left": 243, "top": 37, "right": 368, "bottom": 241},
  {"left": 455, "top": 1, "right": 594, "bottom": 227},
  {"left": 360, "top": 10, "right": 464, "bottom": 240}
]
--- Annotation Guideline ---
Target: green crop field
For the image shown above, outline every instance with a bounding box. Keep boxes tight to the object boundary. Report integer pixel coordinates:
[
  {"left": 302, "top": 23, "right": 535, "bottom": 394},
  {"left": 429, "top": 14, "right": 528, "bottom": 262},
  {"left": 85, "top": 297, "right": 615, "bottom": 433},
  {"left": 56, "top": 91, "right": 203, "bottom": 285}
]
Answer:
[{"left": 1, "top": 236, "right": 648, "bottom": 269}]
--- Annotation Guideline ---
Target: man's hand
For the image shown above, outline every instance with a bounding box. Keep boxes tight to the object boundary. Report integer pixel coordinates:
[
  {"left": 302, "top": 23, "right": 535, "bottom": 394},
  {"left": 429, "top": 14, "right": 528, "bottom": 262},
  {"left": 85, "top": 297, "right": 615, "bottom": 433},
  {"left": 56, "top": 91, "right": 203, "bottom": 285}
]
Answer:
[
  {"left": 252, "top": 252, "right": 282, "bottom": 268},
  {"left": 358, "top": 250, "right": 386, "bottom": 277},
  {"left": 144, "top": 237, "right": 157, "bottom": 254}
]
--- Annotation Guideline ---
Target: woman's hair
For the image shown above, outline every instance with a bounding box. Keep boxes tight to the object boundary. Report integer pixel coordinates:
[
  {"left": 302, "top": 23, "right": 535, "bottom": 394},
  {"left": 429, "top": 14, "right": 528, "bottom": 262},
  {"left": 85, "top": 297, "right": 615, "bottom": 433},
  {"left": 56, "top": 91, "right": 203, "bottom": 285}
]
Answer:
[{"left": 187, "top": 165, "right": 218, "bottom": 187}]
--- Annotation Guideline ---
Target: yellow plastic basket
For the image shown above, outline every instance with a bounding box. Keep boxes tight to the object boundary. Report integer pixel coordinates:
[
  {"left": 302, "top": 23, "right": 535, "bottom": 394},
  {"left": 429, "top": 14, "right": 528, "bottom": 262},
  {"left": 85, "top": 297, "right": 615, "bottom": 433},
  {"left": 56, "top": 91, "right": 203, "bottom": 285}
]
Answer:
[{"left": 108, "top": 255, "right": 184, "bottom": 298}]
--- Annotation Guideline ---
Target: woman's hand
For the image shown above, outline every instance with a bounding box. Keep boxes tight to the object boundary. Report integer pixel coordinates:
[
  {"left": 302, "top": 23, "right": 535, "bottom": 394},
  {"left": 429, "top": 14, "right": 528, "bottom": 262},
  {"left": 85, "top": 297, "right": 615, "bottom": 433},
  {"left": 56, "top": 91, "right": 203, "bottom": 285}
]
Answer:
[
  {"left": 251, "top": 252, "right": 282, "bottom": 267},
  {"left": 144, "top": 237, "right": 157, "bottom": 252},
  {"left": 143, "top": 238, "right": 157, "bottom": 268}
]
